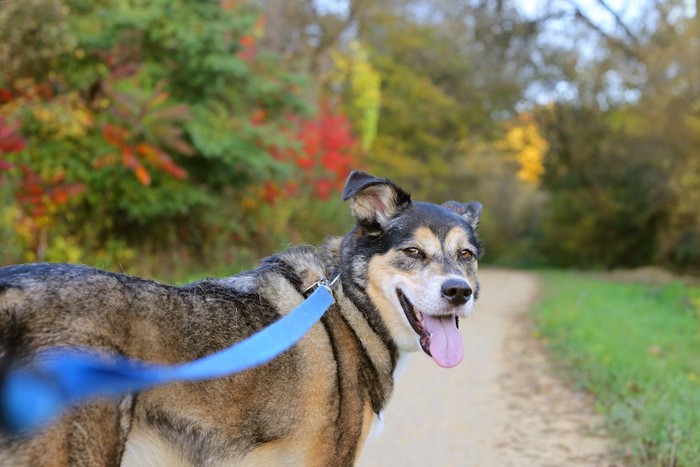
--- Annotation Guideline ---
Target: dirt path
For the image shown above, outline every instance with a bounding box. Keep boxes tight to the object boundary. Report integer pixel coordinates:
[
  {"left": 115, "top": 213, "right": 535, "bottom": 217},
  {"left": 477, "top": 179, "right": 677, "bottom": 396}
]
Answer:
[{"left": 356, "top": 269, "right": 616, "bottom": 467}]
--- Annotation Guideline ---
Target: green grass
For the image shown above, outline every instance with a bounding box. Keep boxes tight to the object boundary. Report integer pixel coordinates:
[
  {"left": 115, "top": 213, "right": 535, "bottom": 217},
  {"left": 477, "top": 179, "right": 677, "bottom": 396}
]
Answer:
[{"left": 534, "top": 271, "right": 700, "bottom": 466}]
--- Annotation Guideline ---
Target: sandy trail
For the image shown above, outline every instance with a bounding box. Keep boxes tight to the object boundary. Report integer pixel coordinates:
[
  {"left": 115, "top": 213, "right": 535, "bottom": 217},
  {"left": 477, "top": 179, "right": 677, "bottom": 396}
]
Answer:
[{"left": 356, "top": 269, "right": 615, "bottom": 467}]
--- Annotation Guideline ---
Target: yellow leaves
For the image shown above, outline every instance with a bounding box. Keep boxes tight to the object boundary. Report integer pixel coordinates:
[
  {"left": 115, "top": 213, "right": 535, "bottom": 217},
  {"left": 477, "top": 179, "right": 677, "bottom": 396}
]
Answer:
[
  {"left": 330, "top": 41, "right": 381, "bottom": 151},
  {"left": 1, "top": 204, "right": 18, "bottom": 228},
  {"left": 45, "top": 236, "right": 84, "bottom": 264},
  {"left": 685, "top": 106, "right": 700, "bottom": 136},
  {"left": 241, "top": 197, "right": 256, "bottom": 209},
  {"left": 502, "top": 113, "right": 548, "bottom": 185},
  {"left": 347, "top": 42, "right": 381, "bottom": 151},
  {"left": 74, "top": 106, "right": 93, "bottom": 129},
  {"left": 30, "top": 92, "right": 94, "bottom": 139}
]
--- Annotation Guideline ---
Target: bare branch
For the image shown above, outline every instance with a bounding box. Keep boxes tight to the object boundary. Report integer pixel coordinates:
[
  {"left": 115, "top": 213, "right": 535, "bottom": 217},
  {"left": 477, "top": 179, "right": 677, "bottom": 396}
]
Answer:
[
  {"left": 308, "top": 0, "right": 369, "bottom": 74},
  {"left": 573, "top": 7, "right": 641, "bottom": 60},
  {"left": 593, "top": 0, "right": 641, "bottom": 48}
]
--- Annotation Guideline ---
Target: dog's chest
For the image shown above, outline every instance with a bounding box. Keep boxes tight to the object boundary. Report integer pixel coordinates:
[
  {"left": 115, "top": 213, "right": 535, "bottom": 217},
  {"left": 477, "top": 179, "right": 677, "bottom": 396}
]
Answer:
[
  {"left": 121, "top": 427, "right": 306, "bottom": 466},
  {"left": 122, "top": 427, "right": 189, "bottom": 467}
]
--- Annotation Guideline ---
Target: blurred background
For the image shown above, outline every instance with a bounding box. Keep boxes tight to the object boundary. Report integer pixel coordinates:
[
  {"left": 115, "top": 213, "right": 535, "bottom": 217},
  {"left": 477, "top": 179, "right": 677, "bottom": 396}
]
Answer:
[
  {"left": 1, "top": 2, "right": 699, "bottom": 464},
  {"left": 0, "top": 0, "right": 698, "bottom": 278}
]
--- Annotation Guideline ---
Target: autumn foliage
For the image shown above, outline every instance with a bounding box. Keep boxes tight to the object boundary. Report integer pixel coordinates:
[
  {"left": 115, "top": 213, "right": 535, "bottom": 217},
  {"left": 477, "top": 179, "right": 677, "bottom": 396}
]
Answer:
[
  {"left": 6, "top": 0, "right": 697, "bottom": 278},
  {"left": 0, "top": 116, "right": 25, "bottom": 168},
  {"left": 97, "top": 81, "right": 193, "bottom": 186},
  {"left": 0, "top": 0, "right": 362, "bottom": 270},
  {"left": 264, "top": 109, "right": 358, "bottom": 203}
]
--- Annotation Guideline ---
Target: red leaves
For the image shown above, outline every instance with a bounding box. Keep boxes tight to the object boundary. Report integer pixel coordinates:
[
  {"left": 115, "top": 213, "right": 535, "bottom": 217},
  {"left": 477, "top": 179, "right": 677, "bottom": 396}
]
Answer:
[
  {"left": 92, "top": 154, "right": 117, "bottom": 169},
  {"left": 16, "top": 166, "right": 85, "bottom": 221},
  {"left": 0, "top": 116, "right": 27, "bottom": 154},
  {"left": 102, "top": 124, "right": 151, "bottom": 186},
  {"left": 220, "top": 0, "right": 238, "bottom": 11},
  {"left": 295, "top": 157, "right": 316, "bottom": 170},
  {"left": 298, "top": 111, "right": 357, "bottom": 183},
  {"left": 250, "top": 109, "right": 266, "bottom": 126},
  {"left": 237, "top": 14, "right": 265, "bottom": 62},
  {"left": 0, "top": 116, "right": 27, "bottom": 171},
  {"left": 261, "top": 181, "right": 281, "bottom": 204},
  {"left": 296, "top": 110, "right": 359, "bottom": 198},
  {"left": 103, "top": 123, "right": 129, "bottom": 149},
  {"left": 100, "top": 124, "right": 188, "bottom": 186},
  {"left": 314, "top": 179, "right": 334, "bottom": 200},
  {"left": 0, "top": 88, "right": 13, "bottom": 105},
  {"left": 136, "top": 143, "right": 187, "bottom": 180},
  {"left": 262, "top": 107, "right": 359, "bottom": 204},
  {"left": 260, "top": 181, "right": 301, "bottom": 204},
  {"left": 12, "top": 166, "right": 85, "bottom": 256}
]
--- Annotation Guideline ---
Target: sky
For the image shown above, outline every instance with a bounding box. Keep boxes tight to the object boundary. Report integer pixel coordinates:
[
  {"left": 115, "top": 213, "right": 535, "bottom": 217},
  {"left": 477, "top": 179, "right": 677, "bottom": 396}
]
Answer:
[
  {"left": 315, "top": 0, "right": 696, "bottom": 30},
  {"left": 519, "top": 0, "right": 696, "bottom": 33}
]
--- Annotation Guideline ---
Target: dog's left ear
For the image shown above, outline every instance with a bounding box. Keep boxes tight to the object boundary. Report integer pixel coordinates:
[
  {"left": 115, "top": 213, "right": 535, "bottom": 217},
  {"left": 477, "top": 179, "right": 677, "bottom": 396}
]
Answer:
[
  {"left": 342, "top": 171, "right": 411, "bottom": 230},
  {"left": 442, "top": 200, "right": 482, "bottom": 230}
]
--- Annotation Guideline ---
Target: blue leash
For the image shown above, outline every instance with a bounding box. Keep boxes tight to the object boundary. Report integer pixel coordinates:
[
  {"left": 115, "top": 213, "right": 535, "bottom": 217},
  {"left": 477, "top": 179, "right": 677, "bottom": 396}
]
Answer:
[{"left": 0, "top": 281, "right": 335, "bottom": 435}]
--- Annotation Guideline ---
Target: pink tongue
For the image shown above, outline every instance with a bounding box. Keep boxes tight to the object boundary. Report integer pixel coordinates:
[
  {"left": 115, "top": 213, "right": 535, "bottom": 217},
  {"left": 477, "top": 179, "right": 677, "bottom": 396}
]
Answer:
[{"left": 422, "top": 314, "right": 463, "bottom": 368}]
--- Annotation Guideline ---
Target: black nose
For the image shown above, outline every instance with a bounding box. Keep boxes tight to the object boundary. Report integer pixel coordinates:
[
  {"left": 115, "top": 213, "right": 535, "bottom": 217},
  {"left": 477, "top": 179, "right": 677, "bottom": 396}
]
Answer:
[{"left": 441, "top": 278, "right": 472, "bottom": 306}]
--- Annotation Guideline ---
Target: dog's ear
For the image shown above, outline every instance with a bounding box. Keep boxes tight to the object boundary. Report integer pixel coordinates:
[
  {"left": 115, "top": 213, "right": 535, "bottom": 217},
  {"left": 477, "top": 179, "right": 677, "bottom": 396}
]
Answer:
[
  {"left": 442, "top": 200, "right": 482, "bottom": 230},
  {"left": 342, "top": 171, "right": 411, "bottom": 230}
]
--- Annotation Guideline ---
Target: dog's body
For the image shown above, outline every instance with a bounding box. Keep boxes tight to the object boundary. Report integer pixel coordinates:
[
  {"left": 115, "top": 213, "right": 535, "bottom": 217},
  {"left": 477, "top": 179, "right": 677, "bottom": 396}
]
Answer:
[{"left": 0, "top": 172, "right": 482, "bottom": 466}]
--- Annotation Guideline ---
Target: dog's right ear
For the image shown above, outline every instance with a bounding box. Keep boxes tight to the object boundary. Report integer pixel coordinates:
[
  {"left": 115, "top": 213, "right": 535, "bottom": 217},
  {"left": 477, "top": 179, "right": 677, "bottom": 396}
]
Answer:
[
  {"left": 442, "top": 200, "right": 482, "bottom": 230},
  {"left": 342, "top": 171, "right": 411, "bottom": 230}
]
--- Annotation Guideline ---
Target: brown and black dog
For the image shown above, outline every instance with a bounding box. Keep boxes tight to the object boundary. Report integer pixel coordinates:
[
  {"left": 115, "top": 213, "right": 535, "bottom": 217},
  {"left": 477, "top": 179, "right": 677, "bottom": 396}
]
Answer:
[{"left": 0, "top": 171, "right": 482, "bottom": 466}]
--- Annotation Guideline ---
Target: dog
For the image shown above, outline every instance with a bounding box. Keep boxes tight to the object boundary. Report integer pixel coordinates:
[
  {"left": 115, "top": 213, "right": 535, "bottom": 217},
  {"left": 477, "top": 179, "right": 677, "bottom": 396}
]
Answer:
[{"left": 0, "top": 171, "right": 482, "bottom": 466}]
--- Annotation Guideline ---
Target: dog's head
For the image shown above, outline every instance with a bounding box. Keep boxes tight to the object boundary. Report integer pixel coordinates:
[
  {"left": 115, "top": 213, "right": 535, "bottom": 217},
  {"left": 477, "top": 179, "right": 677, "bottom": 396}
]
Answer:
[{"left": 340, "top": 171, "right": 482, "bottom": 368}]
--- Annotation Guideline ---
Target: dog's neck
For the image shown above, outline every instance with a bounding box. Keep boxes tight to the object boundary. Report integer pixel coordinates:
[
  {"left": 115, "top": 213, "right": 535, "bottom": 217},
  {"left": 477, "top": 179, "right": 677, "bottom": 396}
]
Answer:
[
  {"left": 222, "top": 241, "right": 396, "bottom": 414},
  {"left": 320, "top": 236, "right": 343, "bottom": 275},
  {"left": 320, "top": 237, "right": 397, "bottom": 414}
]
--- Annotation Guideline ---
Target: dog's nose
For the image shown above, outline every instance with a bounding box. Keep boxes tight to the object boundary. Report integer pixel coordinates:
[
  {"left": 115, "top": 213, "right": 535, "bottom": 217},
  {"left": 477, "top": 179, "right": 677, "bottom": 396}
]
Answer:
[{"left": 441, "top": 278, "right": 472, "bottom": 306}]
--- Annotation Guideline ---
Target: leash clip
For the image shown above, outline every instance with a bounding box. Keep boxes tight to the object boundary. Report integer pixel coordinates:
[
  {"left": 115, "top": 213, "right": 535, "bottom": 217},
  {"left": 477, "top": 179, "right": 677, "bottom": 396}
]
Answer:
[{"left": 303, "top": 273, "right": 339, "bottom": 298}]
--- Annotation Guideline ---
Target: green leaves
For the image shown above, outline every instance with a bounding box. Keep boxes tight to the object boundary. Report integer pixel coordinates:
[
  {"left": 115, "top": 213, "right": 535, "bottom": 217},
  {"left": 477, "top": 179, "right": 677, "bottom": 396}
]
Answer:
[{"left": 187, "top": 102, "right": 283, "bottom": 182}]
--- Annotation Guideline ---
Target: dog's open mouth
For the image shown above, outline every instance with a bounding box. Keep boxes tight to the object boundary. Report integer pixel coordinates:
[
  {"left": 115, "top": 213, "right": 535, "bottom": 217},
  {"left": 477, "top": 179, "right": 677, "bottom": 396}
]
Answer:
[{"left": 397, "top": 290, "right": 464, "bottom": 368}]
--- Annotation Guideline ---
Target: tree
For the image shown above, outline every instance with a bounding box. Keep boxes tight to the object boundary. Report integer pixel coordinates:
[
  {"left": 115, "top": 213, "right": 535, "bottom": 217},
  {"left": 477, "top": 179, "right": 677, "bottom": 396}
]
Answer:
[
  {"left": 537, "top": 103, "right": 671, "bottom": 268},
  {"left": 532, "top": 0, "right": 700, "bottom": 270}
]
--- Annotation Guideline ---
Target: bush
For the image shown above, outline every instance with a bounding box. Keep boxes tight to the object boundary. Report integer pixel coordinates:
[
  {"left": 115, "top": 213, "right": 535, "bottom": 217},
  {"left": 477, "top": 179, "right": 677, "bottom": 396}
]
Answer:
[{"left": 0, "top": 0, "right": 360, "bottom": 277}]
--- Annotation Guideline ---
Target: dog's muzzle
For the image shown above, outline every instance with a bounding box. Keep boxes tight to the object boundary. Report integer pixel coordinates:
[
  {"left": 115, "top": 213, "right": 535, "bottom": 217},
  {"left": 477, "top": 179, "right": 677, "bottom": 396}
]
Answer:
[{"left": 396, "top": 289, "right": 464, "bottom": 368}]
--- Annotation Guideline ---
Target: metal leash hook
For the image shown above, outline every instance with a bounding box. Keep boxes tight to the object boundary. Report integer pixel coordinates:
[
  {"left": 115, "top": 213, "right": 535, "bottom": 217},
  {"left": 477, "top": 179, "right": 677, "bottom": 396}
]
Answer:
[{"left": 303, "top": 273, "right": 340, "bottom": 298}]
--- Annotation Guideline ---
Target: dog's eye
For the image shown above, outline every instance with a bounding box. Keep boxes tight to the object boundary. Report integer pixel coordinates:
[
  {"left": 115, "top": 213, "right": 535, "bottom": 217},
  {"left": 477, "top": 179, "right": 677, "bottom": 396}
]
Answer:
[
  {"left": 402, "top": 247, "right": 425, "bottom": 259},
  {"left": 459, "top": 249, "right": 474, "bottom": 260}
]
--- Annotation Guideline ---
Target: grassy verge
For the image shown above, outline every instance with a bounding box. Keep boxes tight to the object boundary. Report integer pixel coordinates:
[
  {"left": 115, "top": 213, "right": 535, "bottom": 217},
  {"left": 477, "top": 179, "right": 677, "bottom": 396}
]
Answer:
[{"left": 534, "top": 271, "right": 700, "bottom": 465}]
